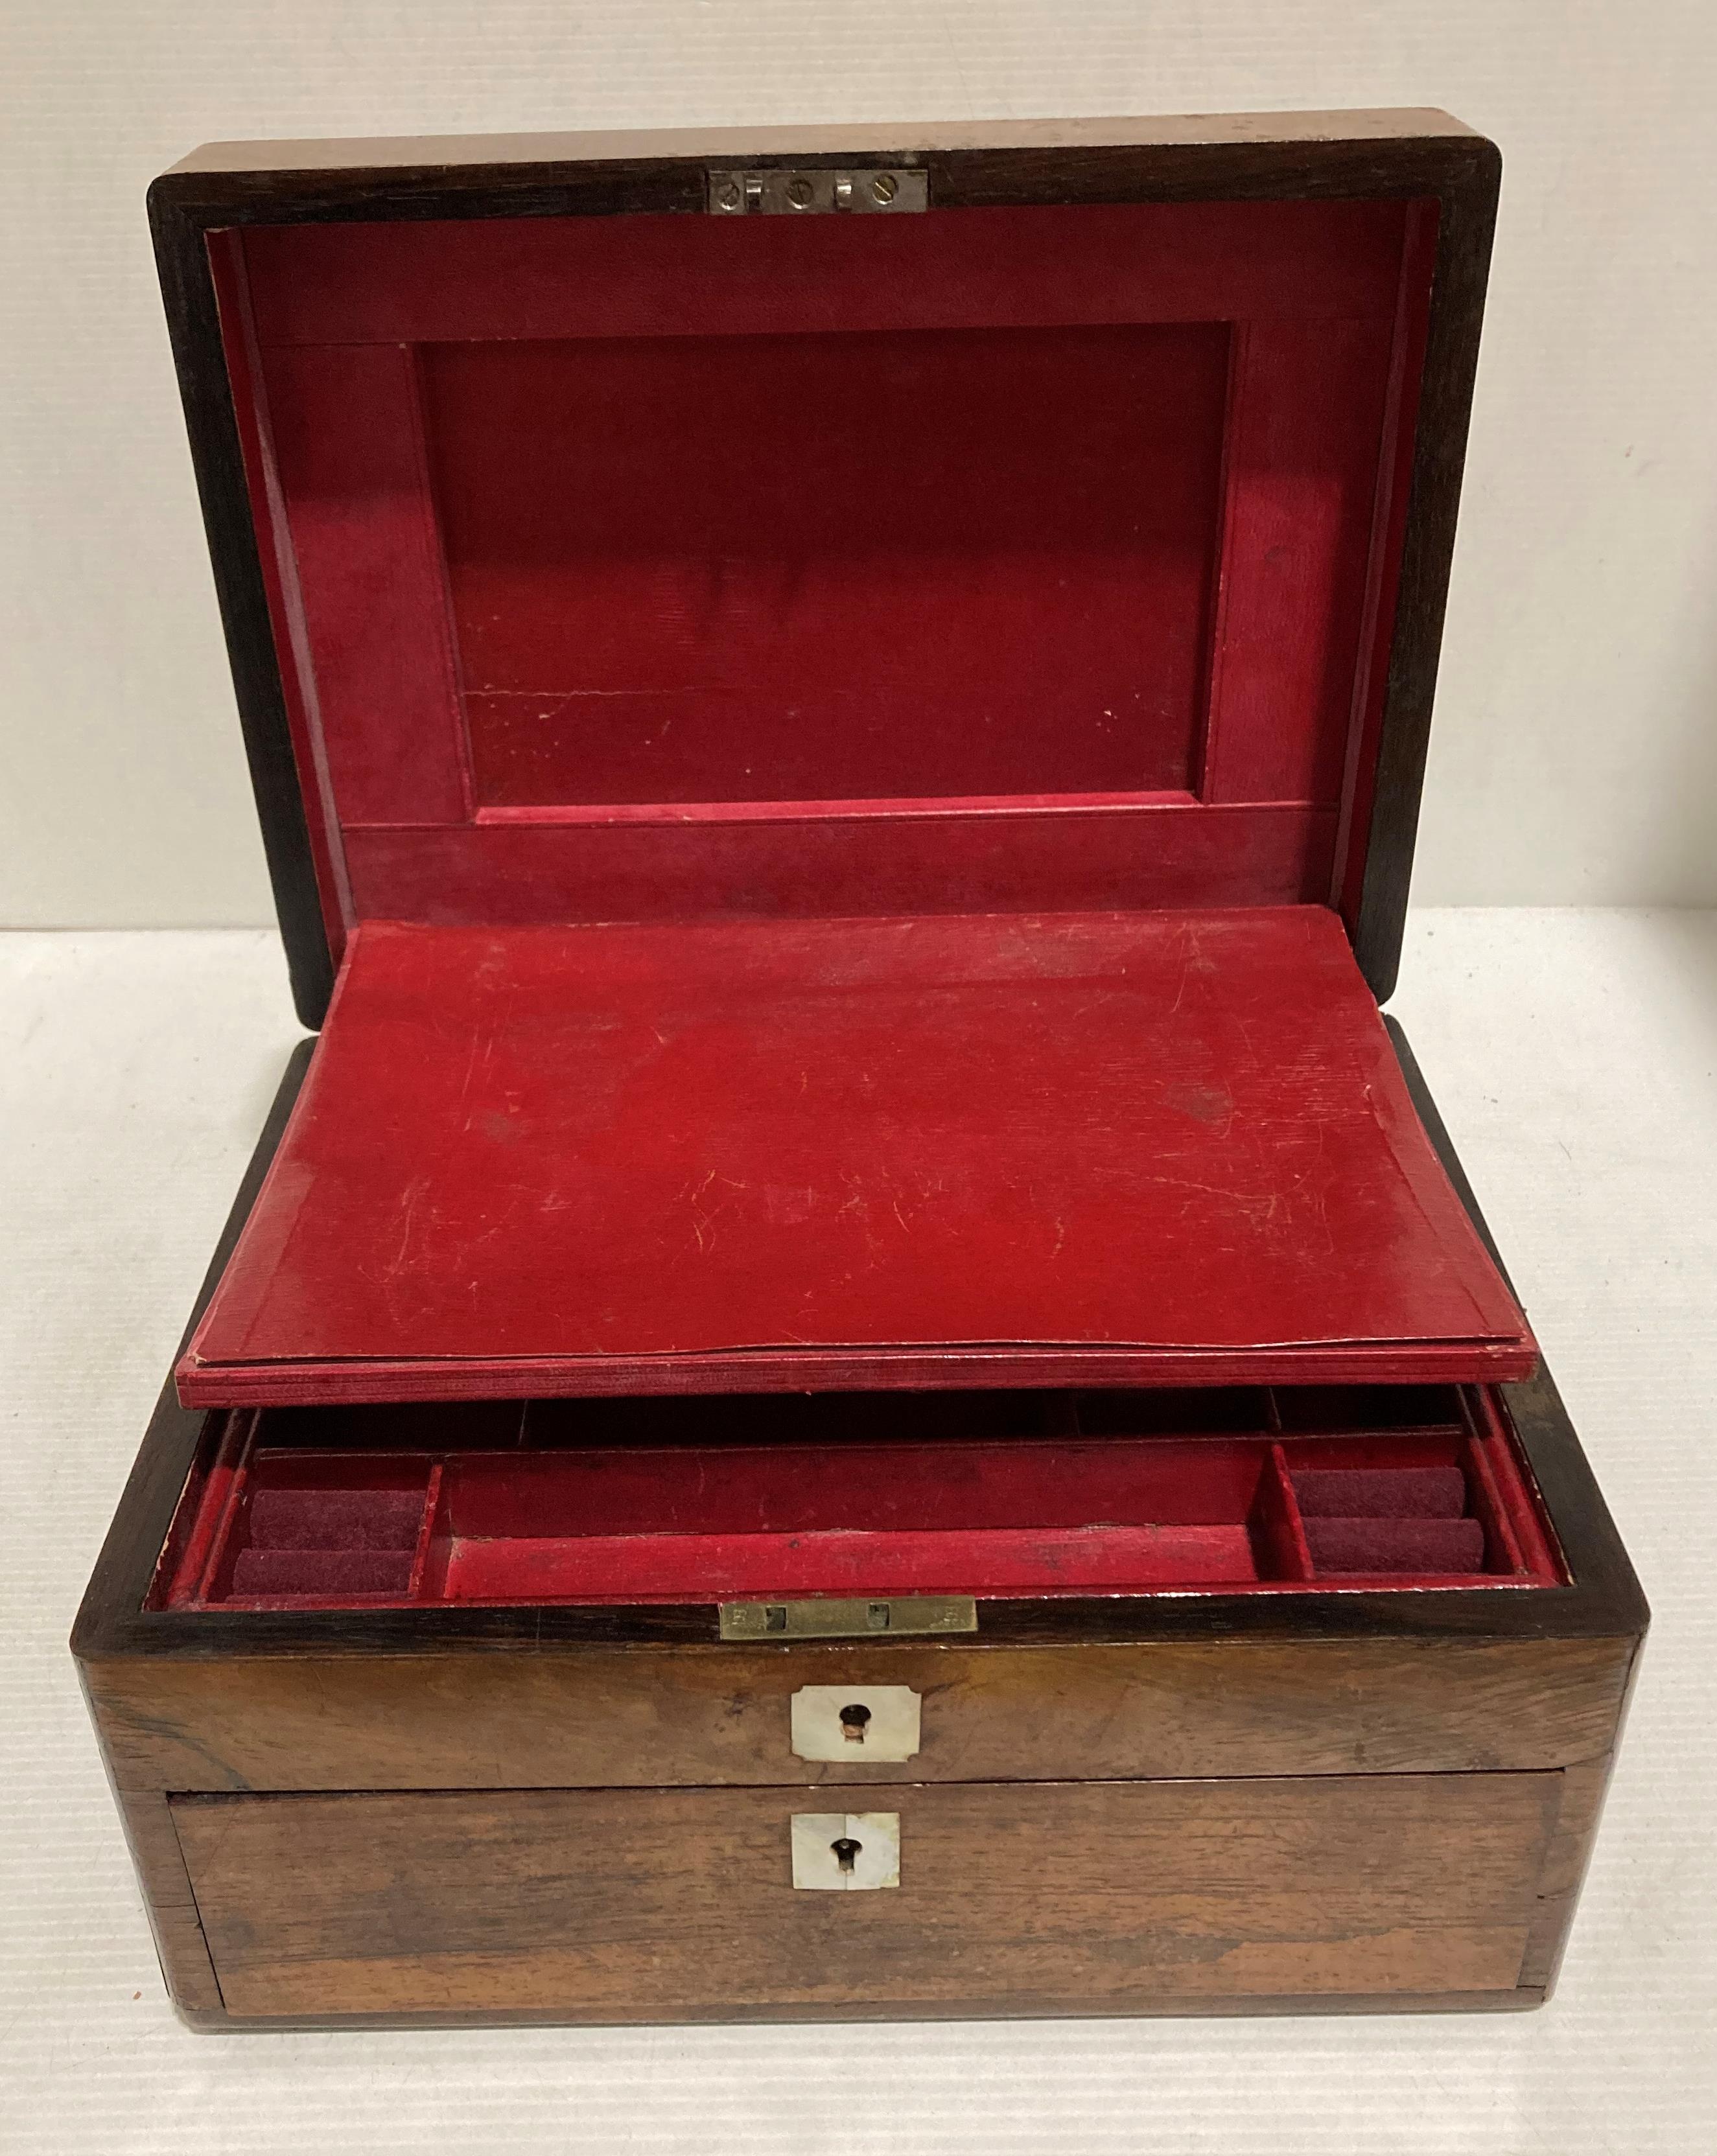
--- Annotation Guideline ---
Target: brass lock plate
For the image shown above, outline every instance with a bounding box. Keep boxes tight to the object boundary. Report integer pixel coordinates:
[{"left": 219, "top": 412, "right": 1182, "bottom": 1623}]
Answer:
[{"left": 719, "top": 1594, "right": 976, "bottom": 1641}]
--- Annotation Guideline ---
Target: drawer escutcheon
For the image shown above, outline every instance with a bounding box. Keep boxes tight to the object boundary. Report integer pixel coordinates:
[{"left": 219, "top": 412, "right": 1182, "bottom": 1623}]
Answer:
[
  {"left": 790, "top": 1812, "right": 902, "bottom": 1890},
  {"left": 791, "top": 1684, "right": 922, "bottom": 1763}
]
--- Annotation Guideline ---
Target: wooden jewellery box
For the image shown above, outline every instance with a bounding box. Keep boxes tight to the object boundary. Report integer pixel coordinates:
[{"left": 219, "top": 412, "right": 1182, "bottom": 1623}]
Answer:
[{"left": 75, "top": 110, "right": 1646, "bottom": 2029}]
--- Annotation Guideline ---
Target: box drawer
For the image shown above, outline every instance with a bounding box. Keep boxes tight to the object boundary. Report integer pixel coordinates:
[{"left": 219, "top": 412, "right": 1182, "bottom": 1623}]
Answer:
[
  {"left": 172, "top": 1772, "right": 1558, "bottom": 2022},
  {"left": 95, "top": 1632, "right": 1632, "bottom": 1794}
]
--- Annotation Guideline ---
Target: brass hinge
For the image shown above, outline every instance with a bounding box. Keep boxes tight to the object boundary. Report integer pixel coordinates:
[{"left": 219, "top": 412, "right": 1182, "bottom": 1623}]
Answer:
[
  {"left": 719, "top": 1594, "right": 976, "bottom": 1641},
  {"left": 707, "top": 167, "right": 928, "bottom": 216}
]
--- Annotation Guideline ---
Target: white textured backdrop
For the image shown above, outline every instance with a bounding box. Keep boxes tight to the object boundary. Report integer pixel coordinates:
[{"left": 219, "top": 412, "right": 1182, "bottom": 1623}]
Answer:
[{"left": 3, "top": 3, "right": 1716, "bottom": 928}]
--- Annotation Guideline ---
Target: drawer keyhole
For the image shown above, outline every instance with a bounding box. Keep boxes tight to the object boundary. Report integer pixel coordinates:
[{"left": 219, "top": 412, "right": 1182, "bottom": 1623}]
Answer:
[
  {"left": 830, "top": 1835, "right": 863, "bottom": 1875},
  {"left": 838, "top": 1703, "right": 872, "bottom": 1743}
]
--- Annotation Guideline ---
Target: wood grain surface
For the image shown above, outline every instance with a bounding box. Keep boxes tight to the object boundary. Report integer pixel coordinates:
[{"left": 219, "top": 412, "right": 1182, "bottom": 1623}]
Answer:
[
  {"left": 105, "top": 1789, "right": 222, "bottom": 2017},
  {"left": 86, "top": 1632, "right": 1632, "bottom": 1796},
  {"left": 161, "top": 110, "right": 1492, "bottom": 178},
  {"left": 174, "top": 1773, "right": 1556, "bottom": 2020},
  {"left": 1519, "top": 1753, "right": 1622, "bottom": 1991}
]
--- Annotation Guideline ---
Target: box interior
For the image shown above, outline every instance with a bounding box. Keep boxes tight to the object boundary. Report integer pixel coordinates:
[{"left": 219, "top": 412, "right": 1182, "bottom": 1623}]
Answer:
[{"left": 154, "top": 1382, "right": 1563, "bottom": 1610}]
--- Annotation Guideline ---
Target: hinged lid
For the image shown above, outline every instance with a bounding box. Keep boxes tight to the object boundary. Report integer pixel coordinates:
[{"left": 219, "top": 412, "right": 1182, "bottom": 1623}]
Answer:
[
  {"left": 151, "top": 111, "right": 1528, "bottom": 1408},
  {"left": 154, "top": 108, "right": 1501, "bottom": 1023}
]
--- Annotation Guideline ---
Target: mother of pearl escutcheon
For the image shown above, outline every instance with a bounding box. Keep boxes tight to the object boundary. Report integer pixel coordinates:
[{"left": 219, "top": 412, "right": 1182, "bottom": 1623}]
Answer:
[
  {"left": 790, "top": 1685, "right": 922, "bottom": 1763},
  {"left": 790, "top": 1813, "right": 903, "bottom": 1891}
]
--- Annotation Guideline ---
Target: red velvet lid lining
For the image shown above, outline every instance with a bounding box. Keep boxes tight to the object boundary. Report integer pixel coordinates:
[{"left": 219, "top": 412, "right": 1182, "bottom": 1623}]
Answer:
[{"left": 215, "top": 194, "right": 1434, "bottom": 953}]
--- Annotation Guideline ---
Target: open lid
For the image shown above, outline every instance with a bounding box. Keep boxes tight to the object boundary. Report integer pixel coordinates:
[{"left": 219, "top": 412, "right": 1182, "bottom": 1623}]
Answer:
[{"left": 151, "top": 111, "right": 1529, "bottom": 1406}]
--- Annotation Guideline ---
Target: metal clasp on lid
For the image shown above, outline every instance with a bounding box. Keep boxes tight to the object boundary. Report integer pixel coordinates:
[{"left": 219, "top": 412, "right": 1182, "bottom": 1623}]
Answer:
[{"left": 707, "top": 167, "right": 928, "bottom": 216}]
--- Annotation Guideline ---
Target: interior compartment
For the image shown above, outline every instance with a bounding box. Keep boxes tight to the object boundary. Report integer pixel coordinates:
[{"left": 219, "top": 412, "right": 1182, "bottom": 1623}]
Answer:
[{"left": 153, "top": 1383, "right": 1563, "bottom": 1611}]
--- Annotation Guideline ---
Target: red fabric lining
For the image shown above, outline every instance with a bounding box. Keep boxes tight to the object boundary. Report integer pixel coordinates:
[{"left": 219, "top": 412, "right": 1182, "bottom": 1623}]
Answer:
[
  {"left": 443, "top": 1523, "right": 1262, "bottom": 1600},
  {"left": 230, "top": 1547, "right": 415, "bottom": 1596},
  {"left": 259, "top": 344, "right": 471, "bottom": 828},
  {"left": 222, "top": 195, "right": 1426, "bottom": 931},
  {"left": 1199, "top": 316, "right": 1392, "bottom": 808},
  {"left": 1332, "top": 200, "right": 1440, "bottom": 927},
  {"left": 1248, "top": 1443, "right": 1314, "bottom": 1584},
  {"left": 1303, "top": 1516, "right": 1486, "bottom": 1575},
  {"left": 1291, "top": 1466, "right": 1466, "bottom": 1519},
  {"left": 240, "top": 200, "right": 1409, "bottom": 347},
  {"left": 426, "top": 324, "right": 1228, "bottom": 811},
  {"left": 247, "top": 1488, "right": 425, "bottom": 1551},
  {"left": 336, "top": 803, "right": 1338, "bottom": 927},
  {"left": 439, "top": 1437, "right": 1272, "bottom": 1540},
  {"left": 206, "top": 237, "right": 355, "bottom": 960},
  {"left": 191, "top": 192, "right": 1515, "bottom": 1428}
]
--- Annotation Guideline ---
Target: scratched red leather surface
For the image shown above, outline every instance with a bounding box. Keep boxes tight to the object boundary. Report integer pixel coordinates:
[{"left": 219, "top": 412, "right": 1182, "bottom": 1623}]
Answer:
[{"left": 177, "top": 908, "right": 1534, "bottom": 1405}]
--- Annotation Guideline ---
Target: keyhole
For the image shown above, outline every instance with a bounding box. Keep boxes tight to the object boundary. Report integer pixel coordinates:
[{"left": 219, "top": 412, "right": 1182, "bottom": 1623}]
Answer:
[
  {"left": 830, "top": 1835, "right": 862, "bottom": 1874},
  {"left": 839, "top": 1702, "right": 872, "bottom": 1744}
]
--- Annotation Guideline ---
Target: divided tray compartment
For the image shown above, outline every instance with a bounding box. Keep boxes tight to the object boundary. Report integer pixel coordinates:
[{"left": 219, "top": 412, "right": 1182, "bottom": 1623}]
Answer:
[
  {"left": 159, "top": 1417, "right": 442, "bottom": 1606},
  {"left": 151, "top": 1384, "right": 1563, "bottom": 1612}
]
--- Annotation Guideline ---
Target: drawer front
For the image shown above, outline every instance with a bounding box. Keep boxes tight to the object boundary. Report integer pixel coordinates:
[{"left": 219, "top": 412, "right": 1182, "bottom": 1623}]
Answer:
[
  {"left": 97, "top": 1634, "right": 1633, "bottom": 1792},
  {"left": 172, "top": 1772, "right": 1556, "bottom": 2021}
]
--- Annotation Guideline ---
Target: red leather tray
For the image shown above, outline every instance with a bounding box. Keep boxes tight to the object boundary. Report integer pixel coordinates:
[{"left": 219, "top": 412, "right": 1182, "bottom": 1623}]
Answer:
[{"left": 176, "top": 907, "right": 1534, "bottom": 1406}]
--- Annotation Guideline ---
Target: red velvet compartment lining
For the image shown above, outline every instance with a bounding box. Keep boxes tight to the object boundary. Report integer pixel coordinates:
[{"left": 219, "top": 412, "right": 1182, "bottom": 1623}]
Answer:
[
  {"left": 1300, "top": 1517, "right": 1484, "bottom": 1573},
  {"left": 156, "top": 1384, "right": 1563, "bottom": 1610},
  {"left": 1291, "top": 1466, "right": 1467, "bottom": 1518},
  {"left": 230, "top": 1547, "right": 416, "bottom": 1595}
]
